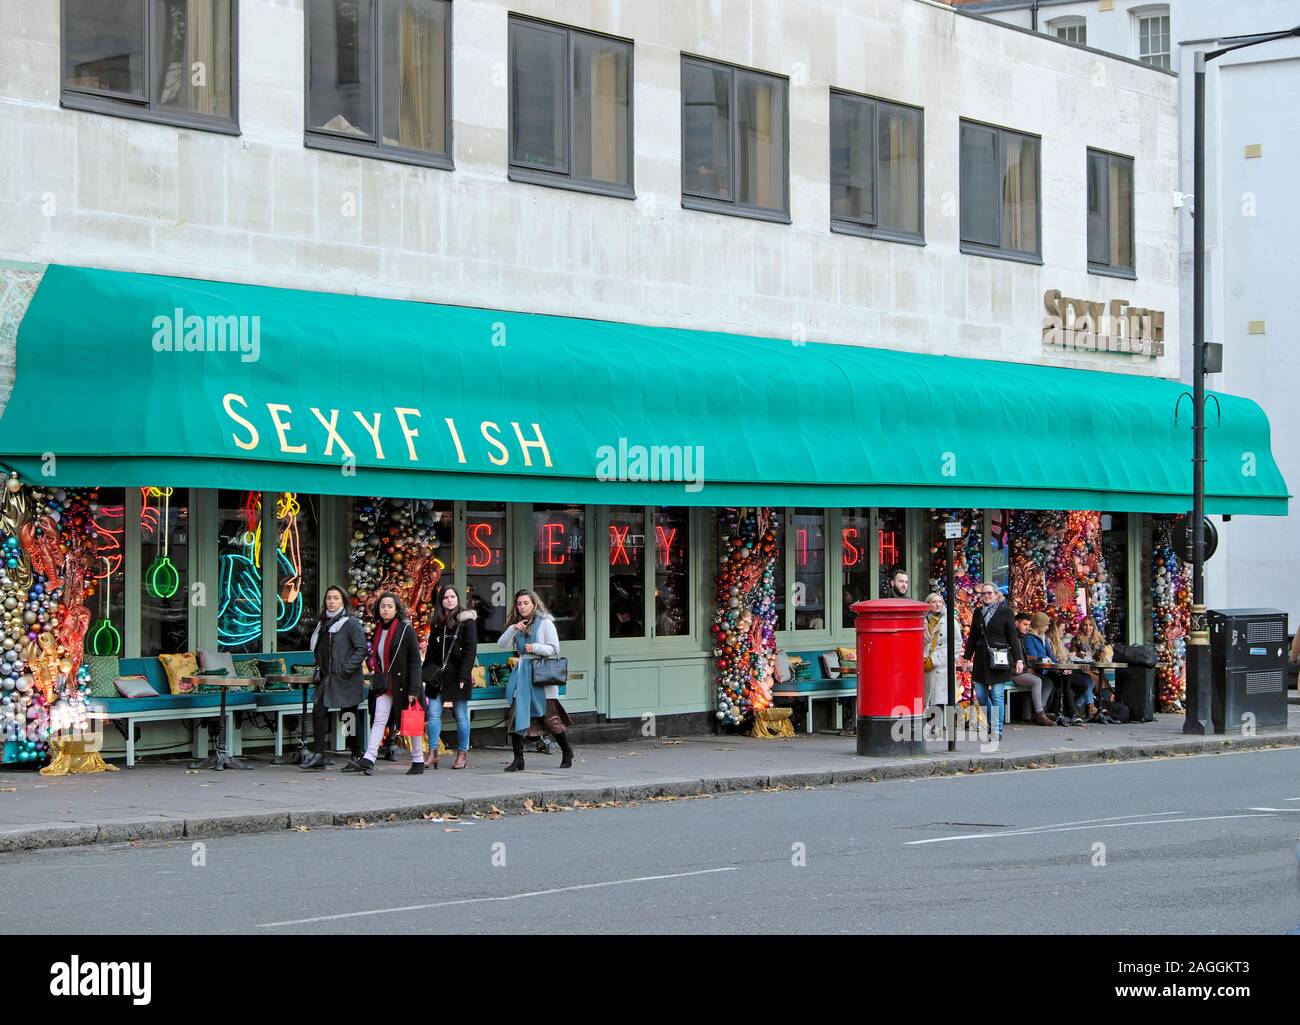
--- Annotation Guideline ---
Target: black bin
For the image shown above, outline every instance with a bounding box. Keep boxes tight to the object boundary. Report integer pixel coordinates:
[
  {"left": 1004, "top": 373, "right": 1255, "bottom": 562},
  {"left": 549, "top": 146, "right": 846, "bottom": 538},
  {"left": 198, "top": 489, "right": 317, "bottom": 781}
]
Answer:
[{"left": 1209, "top": 609, "right": 1290, "bottom": 733}]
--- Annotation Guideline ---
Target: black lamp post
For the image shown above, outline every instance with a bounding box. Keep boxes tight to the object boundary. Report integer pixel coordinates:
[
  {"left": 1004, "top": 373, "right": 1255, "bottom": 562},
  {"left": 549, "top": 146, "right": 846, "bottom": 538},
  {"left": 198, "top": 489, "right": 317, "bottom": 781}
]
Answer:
[{"left": 1183, "top": 26, "right": 1300, "bottom": 735}]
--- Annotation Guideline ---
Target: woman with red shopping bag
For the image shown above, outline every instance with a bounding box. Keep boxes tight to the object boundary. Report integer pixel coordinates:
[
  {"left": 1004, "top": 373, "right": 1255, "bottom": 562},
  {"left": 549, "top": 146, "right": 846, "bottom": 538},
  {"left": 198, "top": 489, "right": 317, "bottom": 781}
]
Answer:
[{"left": 345, "top": 592, "right": 426, "bottom": 776}]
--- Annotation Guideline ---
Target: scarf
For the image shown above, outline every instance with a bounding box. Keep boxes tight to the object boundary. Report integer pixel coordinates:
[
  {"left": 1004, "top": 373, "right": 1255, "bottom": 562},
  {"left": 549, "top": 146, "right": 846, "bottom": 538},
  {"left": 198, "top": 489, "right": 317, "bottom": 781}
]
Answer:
[{"left": 980, "top": 595, "right": 1002, "bottom": 626}]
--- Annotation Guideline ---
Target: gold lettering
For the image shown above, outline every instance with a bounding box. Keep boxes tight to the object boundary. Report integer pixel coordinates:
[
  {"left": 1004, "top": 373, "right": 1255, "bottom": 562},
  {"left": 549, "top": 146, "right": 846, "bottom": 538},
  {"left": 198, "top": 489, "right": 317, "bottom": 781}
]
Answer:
[
  {"left": 223, "top": 393, "right": 259, "bottom": 451},
  {"left": 511, "top": 422, "right": 552, "bottom": 468},
  {"left": 267, "top": 403, "right": 307, "bottom": 455},
  {"left": 481, "top": 421, "right": 510, "bottom": 467},
  {"left": 395, "top": 408, "right": 422, "bottom": 462},
  {"left": 444, "top": 418, "right": 467, "bottom": 465},
  {"left": 309, "top": 408, "right": 355, "bottom": 460},
  {"left": 353, "top": 412, "right": 385, "bottom": 460}
]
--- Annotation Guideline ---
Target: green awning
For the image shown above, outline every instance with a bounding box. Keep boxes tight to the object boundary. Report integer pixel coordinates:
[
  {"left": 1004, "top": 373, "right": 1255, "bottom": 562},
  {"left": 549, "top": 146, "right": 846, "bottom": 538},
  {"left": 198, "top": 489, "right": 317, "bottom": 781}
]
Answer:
[{"left": 0, "top": 264, "right": 1288, "bottom": 514}]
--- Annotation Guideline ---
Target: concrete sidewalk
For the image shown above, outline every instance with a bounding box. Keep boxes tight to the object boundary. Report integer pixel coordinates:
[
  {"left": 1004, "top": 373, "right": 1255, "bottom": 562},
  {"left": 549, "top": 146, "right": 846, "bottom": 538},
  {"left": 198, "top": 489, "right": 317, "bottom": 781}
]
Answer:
[{"left": 3, "top": 706, "right": 1298, "bottom": 852}]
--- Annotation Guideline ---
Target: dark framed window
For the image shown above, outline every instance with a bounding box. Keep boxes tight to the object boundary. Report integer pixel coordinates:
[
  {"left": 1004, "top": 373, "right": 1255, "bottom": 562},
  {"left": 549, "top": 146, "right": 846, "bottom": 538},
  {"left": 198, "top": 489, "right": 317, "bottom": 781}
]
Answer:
[
  {"left": 306, "top": 0, "right": 452, "bottom": 170},
  {"left": 509, "top": 17, "right": 633, "bottom": 198},
  {"left": 61, "top": 0, "right": 238, "bottom": 133},
  {"left": 1088, "top": 149, "right": 1135, "bottom": 278},
  {"left": 960, "top": 119, "right": 1041, "bottom": 262},
  {"left": 682, "top": 56, "right": 788, "bottom": 223},
  {"left": 830, "top": 90, "right": 924, "bottom": 244}
]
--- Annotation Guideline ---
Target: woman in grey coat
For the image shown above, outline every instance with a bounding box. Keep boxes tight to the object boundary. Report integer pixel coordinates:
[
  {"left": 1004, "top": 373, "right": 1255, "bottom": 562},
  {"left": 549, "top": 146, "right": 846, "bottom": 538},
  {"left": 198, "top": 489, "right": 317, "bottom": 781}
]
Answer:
[
  {"left": 498, "top": 589, "right": 573, "bottom": 772},
  {"left": 302, "top": 585, "right": 368, "bottom": 771}
]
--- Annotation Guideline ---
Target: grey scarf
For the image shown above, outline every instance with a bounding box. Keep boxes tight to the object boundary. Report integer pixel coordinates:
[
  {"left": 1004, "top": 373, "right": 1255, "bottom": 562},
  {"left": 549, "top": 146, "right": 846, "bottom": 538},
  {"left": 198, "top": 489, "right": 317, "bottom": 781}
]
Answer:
[{"left": 980, "top": 594, "right": 1003, "bottom": 626}]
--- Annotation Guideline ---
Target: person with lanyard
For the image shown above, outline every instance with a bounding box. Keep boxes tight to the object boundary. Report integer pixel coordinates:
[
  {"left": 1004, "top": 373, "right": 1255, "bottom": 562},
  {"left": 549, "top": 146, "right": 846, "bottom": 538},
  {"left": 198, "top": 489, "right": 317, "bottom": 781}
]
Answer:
[
  {"left": 959, "top": 583, "right": 1024, "bottom": 742},
  {"left": 422, "top": 584, "right": 478, "bottom": 770},
  {"left": 302, "top": 585, "right": 368, "bottom": 771},
  {"left": 344, "top": 591, "right": 425, "bottom": 776},
  {"left": 498, "top": 589, "right": 574, "bottom": 772}
]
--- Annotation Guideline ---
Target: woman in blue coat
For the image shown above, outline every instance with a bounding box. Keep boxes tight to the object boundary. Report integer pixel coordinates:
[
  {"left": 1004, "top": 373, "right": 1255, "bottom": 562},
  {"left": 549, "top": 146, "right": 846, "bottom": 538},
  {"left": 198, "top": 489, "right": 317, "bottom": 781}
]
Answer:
[{"left": 498, "top": 589, "right": 573, "bottom": 772}]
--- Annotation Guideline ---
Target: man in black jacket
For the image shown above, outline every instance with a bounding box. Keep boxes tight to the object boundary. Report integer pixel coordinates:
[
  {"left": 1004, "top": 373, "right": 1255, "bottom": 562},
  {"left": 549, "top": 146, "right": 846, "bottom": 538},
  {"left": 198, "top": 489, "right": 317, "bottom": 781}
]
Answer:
[{"left": 960, "top": 584, "right": 1024, "bottom": 741}]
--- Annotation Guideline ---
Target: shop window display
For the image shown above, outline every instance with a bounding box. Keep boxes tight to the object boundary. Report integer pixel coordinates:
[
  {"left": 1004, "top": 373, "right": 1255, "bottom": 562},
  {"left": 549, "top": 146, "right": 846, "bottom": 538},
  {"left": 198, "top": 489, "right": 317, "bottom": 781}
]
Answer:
[
  {"left": 465, "top": 503, "right": 507, "bottom": 643},
  {"left": 927, "top": 509, "right": 981, "bottom": 700},
  {"left": 654, "top": 508, "right": 690, "bottom": 637},
  {"left": 533, "top": 505, "right": 586, "bottom": 642},
  {"left": 841, "top": 509, "right": 871, "bottom": 627},
  {"left": 139, "top": 486, "right": 188, "bottom": 658},
  {"left": 876, "top": 508, "right": 907, "bottom": 597},
  {"left": 792, "top": 508, "right": 826, "bottom": 630},
  {"left": 217, "top": 490, "right": 265, "bottom": 653},
  {"left": 276, "top": 493, "right": 320, "bottom": 651},
  {"left": 608, "top": 506, "right": 646, "bottom": 638},
  {"left": 86, "top": 489, "right": 126, "bottom": 658}
]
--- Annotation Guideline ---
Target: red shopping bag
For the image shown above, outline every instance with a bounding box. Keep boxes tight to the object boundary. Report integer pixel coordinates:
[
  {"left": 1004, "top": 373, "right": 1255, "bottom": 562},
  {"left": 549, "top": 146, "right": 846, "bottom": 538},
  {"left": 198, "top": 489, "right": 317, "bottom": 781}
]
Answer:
[{"left": 399, "top": 702, "right": 426, "bottom": 738}]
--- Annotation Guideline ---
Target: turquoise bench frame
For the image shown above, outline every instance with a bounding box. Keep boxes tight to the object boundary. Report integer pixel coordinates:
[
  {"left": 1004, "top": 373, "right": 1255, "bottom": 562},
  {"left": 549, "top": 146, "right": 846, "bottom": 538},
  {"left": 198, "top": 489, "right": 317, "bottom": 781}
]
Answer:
[{"left": 770, "top": 650, "right": 856, "bottom": 734}]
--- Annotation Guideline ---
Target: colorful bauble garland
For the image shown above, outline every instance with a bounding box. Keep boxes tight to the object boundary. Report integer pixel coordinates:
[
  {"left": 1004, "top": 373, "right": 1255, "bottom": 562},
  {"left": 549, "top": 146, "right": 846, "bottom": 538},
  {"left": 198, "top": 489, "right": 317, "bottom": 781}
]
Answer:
[
  {"left": 1007, "top": 510, "right": 1110, "bottom": 639},
  {"left": 0, "top": 476, "right": 98, "bottom": 764},
  {"left": 713, "top": 508, "right": 778, "bottom": 725},
  {"left": 348, "top": 498, "right": 447, "bottom": 643},
  {"left": 1151, "top": 518, "right": 1189, "bottom": 710}
]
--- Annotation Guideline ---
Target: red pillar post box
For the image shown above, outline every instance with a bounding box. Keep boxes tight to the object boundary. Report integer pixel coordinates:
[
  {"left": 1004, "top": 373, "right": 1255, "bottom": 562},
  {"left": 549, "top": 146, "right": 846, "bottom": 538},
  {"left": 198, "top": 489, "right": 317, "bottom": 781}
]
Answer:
[{"left": 849, "top": 598, "right": 928, "bottom": 756}]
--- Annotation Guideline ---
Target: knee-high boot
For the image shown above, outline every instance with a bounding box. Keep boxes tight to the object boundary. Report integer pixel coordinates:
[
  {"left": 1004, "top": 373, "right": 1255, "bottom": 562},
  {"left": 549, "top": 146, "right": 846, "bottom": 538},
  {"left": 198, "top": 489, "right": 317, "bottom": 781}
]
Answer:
[
  {"left": 554, "top": 730, "right": 574, "bottom": 769},
  {"left": 504, "top": 733, "right": 525, "bottom": 773}
]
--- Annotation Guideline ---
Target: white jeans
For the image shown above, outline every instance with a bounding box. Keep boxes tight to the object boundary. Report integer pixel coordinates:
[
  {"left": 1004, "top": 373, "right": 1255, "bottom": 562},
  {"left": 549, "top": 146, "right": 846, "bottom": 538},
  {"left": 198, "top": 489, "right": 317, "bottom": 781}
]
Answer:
[{"left": 365, "top": 693, "right": 424, "bottom": 763}]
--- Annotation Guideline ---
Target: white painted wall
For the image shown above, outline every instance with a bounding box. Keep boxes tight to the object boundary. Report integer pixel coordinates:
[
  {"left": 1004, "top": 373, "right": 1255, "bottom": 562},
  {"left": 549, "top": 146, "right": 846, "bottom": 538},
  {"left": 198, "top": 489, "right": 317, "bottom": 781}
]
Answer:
[
  {"left": 0, "top": 0, "right": 1178, "bottom": 376},
  {"left": 973, "top": 0, "right": 1300, "bottom": 626}
]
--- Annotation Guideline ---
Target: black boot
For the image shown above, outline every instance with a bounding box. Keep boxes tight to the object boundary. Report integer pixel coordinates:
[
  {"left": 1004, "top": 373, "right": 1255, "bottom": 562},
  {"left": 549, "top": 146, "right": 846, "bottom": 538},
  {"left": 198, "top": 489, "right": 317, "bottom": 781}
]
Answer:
[
  {"left": 554, "top": 731, "right": 574, "bottom": 769},
  {"left": 504, "top": 734, "right": 525, "bottom": 772},
  {"left": 300, "top": 752, "right": 327, "bottom": 771}
]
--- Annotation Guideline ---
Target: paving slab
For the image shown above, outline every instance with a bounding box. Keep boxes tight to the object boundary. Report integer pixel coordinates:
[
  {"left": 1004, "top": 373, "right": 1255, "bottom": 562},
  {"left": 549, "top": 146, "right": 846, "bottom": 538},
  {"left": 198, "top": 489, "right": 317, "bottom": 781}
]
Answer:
[{"left": 0, "top": 707, "right": 1295, "bottom": 851}]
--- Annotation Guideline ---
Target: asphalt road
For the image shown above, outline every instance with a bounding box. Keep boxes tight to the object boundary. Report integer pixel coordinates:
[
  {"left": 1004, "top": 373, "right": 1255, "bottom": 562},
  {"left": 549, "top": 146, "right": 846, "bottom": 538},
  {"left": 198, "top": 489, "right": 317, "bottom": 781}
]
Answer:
[{"left": 5, "top": 748, "right": 1300, "bottom": 934}]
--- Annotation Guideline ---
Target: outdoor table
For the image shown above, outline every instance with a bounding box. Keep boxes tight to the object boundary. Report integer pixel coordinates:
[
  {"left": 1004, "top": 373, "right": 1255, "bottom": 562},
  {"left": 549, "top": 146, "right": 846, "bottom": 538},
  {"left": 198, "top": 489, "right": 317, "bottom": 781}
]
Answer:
[
  {"left": 1027, "top": 659, "right": 1128, "bottom": 717},
  {"left": 268, "top": 674, "right": 317, "bottom": 765},
  {"left": 186, "top": 678, "right": 258, "bottom": 771}
]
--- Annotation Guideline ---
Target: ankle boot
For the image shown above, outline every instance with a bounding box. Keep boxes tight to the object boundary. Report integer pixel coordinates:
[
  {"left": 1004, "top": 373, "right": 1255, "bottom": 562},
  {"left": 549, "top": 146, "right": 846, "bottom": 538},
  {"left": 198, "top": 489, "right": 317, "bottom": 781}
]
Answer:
[
  {"left": 555, "top": 731, "right": 574, "bottom": 769},
  {"left": 504, "top": 734, "right": 525, "bottom": 772}
]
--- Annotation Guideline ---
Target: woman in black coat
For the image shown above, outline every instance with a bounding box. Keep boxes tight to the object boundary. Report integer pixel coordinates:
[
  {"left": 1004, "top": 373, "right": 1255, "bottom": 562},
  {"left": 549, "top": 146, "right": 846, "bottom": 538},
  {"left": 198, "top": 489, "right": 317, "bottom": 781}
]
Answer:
[
  {"left": 302, "top": 585, "right": 368, "bottom": 771},
  {"left": 423, "top": 584, "right": 478, "bottom": 770},
  {"left": 961, "top": 584, "right": 1024, "bottom": 741},
  {"left": 344, "top": 592, "right": 425, "bottom": 776}
]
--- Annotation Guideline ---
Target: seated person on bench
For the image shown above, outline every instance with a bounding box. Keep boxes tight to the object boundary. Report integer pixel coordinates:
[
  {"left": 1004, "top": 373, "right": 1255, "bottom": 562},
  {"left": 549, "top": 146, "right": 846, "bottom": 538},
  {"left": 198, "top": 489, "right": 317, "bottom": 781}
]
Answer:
[{"left": 1012, "top": 612, "right": 1056, "bottom": 726}]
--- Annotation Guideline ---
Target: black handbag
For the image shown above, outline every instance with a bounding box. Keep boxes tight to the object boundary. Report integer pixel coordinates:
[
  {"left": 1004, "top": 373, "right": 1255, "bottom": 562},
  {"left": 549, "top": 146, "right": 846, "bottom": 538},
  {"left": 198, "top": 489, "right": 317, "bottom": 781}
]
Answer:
[{"left": 532, "top": 656, "right": 569, "bottom": 687}]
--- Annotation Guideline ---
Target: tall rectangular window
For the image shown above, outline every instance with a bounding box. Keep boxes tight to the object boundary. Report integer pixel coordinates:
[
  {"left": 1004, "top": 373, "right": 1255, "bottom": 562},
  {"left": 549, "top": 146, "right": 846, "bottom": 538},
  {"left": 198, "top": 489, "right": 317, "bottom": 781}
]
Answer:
[
  {"left": 466, "top": 504, "right": 508, "bottom": 643},
  {"left": 1088, "top": 149, "right": 1135, "bottom": 276},
  {"left": 62, "top": 0, "right": 236, "bottom": 130},
  {"left": 841, "top": 510, "right": 872, "bottom": 628},
  {"left": 792, "top": 509, "right": 826, "bottom": 631},
  {"left": 1138, "top": 13, "right": 1171, "bottom": 70},
  {"left": 960, "top": 120, "right": 1041, "bottom": 261},
  {"left": 682, "top": 57, "right": 788, "bottom": 221},
  {"left": 654, "top": 508, "right": 690, "bottom": 637},
  {"left": 608, "top": 507, "right": 646, "bottom": 638},
  {"left": 217, "top": 490, "right": 264, "bottom": 654},
  {"left": 831, "top": 91, "right": 923, "bottom": 242},
  {"left": 509, "top": 17, "right": 632, "bottom": 196},
  {"left": 307, "top": 0, "right": 451, "bottom": 168},
  {"left": 533, "top": 506, "right": 586, "bottom": 642},
  {"left": 139, "top": 487, "right": 189, "bottom": 658}
]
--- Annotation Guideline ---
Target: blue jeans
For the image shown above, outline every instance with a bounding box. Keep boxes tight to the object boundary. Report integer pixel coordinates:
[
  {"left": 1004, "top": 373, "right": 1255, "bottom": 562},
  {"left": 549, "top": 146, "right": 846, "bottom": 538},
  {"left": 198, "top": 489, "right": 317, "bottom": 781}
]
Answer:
[
  {"left": 426, "top": 697, "right": 470, "bottom": 752},
  {"left": 974, "top": 682, "right": 1009, "bottom": 738}
]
